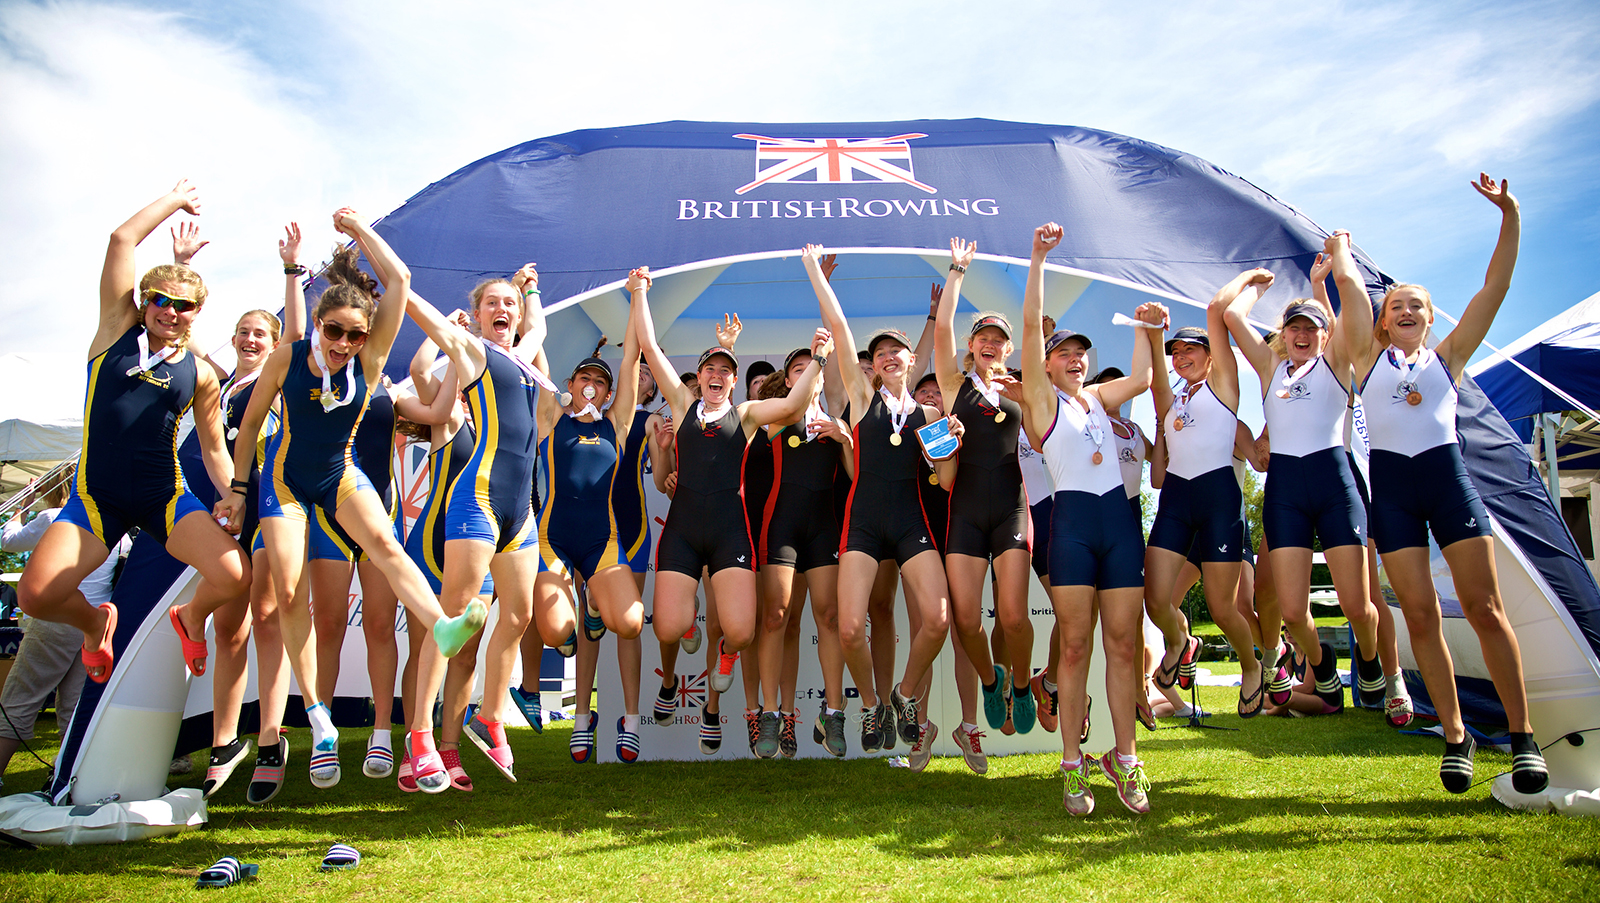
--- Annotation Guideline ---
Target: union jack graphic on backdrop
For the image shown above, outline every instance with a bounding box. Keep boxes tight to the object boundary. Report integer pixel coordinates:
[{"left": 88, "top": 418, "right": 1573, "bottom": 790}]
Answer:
[
  {"left": 397, "top": 439, "right": 430, "bottom": 537},
  {"left": 733, "top": 133, "right": 937, "bottom": 195},
  {"left": 654, "top": 666, "right": 709, "bottom": 714}
]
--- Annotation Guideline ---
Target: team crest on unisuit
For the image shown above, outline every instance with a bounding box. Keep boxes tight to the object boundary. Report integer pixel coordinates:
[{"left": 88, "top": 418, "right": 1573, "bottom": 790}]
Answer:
[{"left": 733, "top": 133, "right": 937, "bottom": 195}]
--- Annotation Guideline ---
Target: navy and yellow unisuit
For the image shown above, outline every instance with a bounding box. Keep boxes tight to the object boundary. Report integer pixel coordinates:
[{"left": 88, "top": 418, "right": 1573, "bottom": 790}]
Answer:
[
  {"left": 610, "top": 405, "right": 656, "bottom": 574},
  {"left": 259, "top": 339, "right": 374, "bottom": 526},
  {"left": 445, "top": 341, "right": 540, "bottom": 553},
  {"left": 59, "top": 325, "right": 208, "bottom": 547},
  {"left": 308, "top": 381, "right": 399, "bottom": 562},
  {"left": 405, "top": 423, "right": 493, "bottom": 595},
  {"left": 538, "top": 415, "right": 627, "bottom": 581}
]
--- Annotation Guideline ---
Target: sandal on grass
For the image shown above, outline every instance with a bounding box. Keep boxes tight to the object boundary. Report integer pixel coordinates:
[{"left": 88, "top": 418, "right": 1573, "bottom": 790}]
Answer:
[
  {"left": 320, "top": 843, "right": 360, "bottom": 871},
  {"left": 196, "top": 856, "right": 257, "bottom": 888}
]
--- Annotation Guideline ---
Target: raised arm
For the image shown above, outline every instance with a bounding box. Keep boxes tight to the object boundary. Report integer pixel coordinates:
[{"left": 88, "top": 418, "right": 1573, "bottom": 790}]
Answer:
[
  {"left": 908, "top": 282, "right": 939, "bottom": 384},
  {"left": 714, "top": 313, "right": 743, "bottom": 351},
  {"left": 1094, "top": 302, "right": 1167, "bottom": 412},
  {"left": 610, "top": 298, "right": 643, "bottom": 437},
  {"left": 1206, "top": 270, "right": 1273, "bottom": 412},
  {"left": 409, "top": 333, "right": 444, "bottom": 404},
  {"left": 1219, "top": 270, "right": 1276, "bottom": 387},
  {"left": 1329, "top": 231, "right": 1376, "bottom": 378},
  {"left": 509, "top": 263, "right": 549, "bottom": 359},
  {"left": 333, "top": 208, "right": 409, "bottom": 383},
  {"left": 215, "top": 344, "right": 290, "bottom": 531},
  {"left": 742, "top": 329, "right": 833, "bottom": 430},
  {"left": 394, "top": 373, "right": 457, "bottom": 426},
  {"left": 817, "top": 257, "right": 850, "bottom": 416},
  {"left": 1020, "top": 224, "right": 1061, "bottom": 438},
  {"left": 96, "top": 180, "right": 201, "bottom": 358},
  {"left": 1438, "top": 173, "right": 1521, "bottom": 376},
  {"left": 407, "top": 290, "right": 487, "bottom": 390},
  {"left": 934, "top": 238, "right": 976, "bottom": 404},
  {"left": 630, "top": 267, "right": 694, "bottom": 421},
  {"left": 279, "top": 221, "right": 308, "bottom": 343},
  {"left": 802, "top": 244, "right": 867, "bottom": 418}
]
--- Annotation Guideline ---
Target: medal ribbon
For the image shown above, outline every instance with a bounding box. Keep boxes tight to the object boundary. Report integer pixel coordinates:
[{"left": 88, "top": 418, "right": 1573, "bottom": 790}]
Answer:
[
  {"left": 310, "top": 330, "right": 358, "bottom": 412},
  {"left": 969, "top": 371, "right": 1001, "bottom": 411},
  {"left": 126, "top": 330, "right": 180, "bottom": 377},
  {"left": 1059, "top": 388, "right": 1104, "bottom": 455},
  {"left": 484, "top": 339, "right": 560, "bottom": 394},
  {"left": 880, "top": 386, "right": 914, "bottom": 437},
  {"left": 1386, "top": 347, "right": 1429, "bottom": 393},
  {"left": 1280, "top": 357, "right": 1317, "bottom": 395},
  {"left": 698, "top": 399, "right": 732, "bottom": 431}
]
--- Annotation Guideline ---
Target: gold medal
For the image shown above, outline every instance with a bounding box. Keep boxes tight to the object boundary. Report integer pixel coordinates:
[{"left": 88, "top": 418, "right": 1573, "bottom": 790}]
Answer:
[
  {"left": 1092, "top": 451, "right": 1103, "bottom": 465},
  {"left": 994, "top": 411, "right": 1006, "bottom": 423},
  {"left": 928, "top": 472, "right": 939, "bottom": 486},
  {"left": 788, "top": 435, "right": 801, "bottom": 448},
  {"left": 1406, "top": 391, "right": 1422, "bottom": 406},
  {"left": 889, "top": 433, "right": 902, "bottom": 446},
  {"left": 1173, "top": 419, "right": 1185, "bottom": 432}
]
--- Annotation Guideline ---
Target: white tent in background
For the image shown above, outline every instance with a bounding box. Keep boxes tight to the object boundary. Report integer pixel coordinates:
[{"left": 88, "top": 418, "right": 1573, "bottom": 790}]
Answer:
[{"left": 0, "top": 353, "right": 84, "bottom": 498}]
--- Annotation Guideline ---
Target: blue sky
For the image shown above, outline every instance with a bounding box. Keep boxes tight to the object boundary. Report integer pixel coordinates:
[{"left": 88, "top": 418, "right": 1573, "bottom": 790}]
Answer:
[{"left": 3, "top": 0, "right": 1597, "bottom": 381}]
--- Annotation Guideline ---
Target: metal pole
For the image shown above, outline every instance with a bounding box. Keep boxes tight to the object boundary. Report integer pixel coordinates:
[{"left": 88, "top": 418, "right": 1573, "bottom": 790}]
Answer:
[{"left": 1544, "top": 412, "right": 1562, "bottom": 501}]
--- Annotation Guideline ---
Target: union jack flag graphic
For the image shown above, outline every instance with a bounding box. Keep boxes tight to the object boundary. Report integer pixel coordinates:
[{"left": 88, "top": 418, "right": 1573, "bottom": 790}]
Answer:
[
  {"left": 733, "top": 133, "right": 937, "bottom": 195},
  {"left": 397, "top": 439, "right": 430, "bottom": 537},
  {"left": 653, "top": 666, "right": 709, "bottom": 718}
]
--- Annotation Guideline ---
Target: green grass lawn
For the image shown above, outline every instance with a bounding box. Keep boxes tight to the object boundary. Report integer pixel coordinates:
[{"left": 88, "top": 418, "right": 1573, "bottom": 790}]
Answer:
[{"left": 6, "top": 682, "right": 1600, "bottom": 903}]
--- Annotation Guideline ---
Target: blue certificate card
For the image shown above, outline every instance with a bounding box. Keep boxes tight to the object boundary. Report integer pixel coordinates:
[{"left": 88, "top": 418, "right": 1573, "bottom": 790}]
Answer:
[{"left": 916, "top": 417, "right": 960, "bottom": 461}]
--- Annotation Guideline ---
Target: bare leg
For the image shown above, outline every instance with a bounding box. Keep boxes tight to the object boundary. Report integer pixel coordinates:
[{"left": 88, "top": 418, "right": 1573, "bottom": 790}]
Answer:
[
  {"left": 310, "top": 558, "right": 355, "bottom": 707},
  {"left": 357, "top": 559, "right": 400, "bottom": 732}
]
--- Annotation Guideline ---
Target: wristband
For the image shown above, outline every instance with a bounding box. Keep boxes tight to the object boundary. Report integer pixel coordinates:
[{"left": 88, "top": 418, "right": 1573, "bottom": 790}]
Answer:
[
  {"left": 523, "top": 287, "right": 541, "bottom": 297},
  {"left": 229, "top": 488, "right": 247, "bottom": 497},
  {"left": 948, "top": 263, "right": 966, "bottom": 274},
  {"left": 284, "top": 264, "right": 306, "bottom": 276},
  {"left": 230, "top": 478, "right": 250, "bottom": 491},
  {"left": 927, "top": 315, "right": 937, "bottom": 321}
]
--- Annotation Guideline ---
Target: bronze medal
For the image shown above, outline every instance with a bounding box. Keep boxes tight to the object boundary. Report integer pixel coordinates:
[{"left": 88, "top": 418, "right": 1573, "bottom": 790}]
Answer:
[
  {"left": 889, "top": 433, "right": 902, "bottom": 446},
  {"left": 1173, "top": 419, "right": 1185, "bottom": 432},
  {"left": 1406, "top": 391, "right": 1422, "bottom": 406},
  {"left": 788, "top": 435, "right": 801, "bottom": 448},
  {"left": 1092, "top": 451, "right": 1103, "bottom": 465},
  {"left": 928, "top": 472, "right": 939, "bottom": 486},
  {"left": 1275, "top": 389, "right": 1290, "bottom": 399},
  {"left": 993, "top": 411, "right": 1006, "bottom": 424}
]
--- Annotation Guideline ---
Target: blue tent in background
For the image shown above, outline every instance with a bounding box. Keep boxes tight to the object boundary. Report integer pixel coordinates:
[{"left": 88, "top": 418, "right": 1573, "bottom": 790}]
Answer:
[
  {"left": 305, "top": 118, "right": 1396, "bottom": 381},
  {"left": 1472, "top": 291, "right": 1600, "bottom": 470}
]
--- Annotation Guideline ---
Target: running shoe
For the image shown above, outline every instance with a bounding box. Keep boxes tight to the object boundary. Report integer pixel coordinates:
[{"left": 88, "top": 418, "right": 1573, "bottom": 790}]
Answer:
[
  {"left": 1385, "top": 686, "right": 1415, "bottom": 728},
  {"left": 953, "top": 724, "right": 988, "bottom": 775},
  {"left": 465, "top": 716, "right": 516, "bottom": 782},
  {"left": 245, "top": 736, "right": 287, "bottom": 805},
  {"left": 616, "top": 717, "right": 641, "bottom": 764},
  {"left": 363, "top": 733, "right": 394, "bottom": 779},
  {"left": 1311, "top": 641, "right": 1345, "bottom": 712},
  {"left": 890, "top": 685, "right": 921, "bottom": 744},
  {"left": 509, "top": 684, "right": 544, "bottom": 734},
  {"left": 711, "top": 640, "right": 738, "bottom": 693},
  {"left": 653, "top": 677, "right": 678, "bottom": 725},
  {"left": 1060, "top": 759, "right": 1095, "bottom": 817},
  {"left": 860, "top": 705, "right": 885, "bottom": 752},
  {"left": 779, "top": 711, "right": 799, "bottom": 758},
  {"left": 982, "top": 664, "right": 1008, "bottom": 729},
  {"left": 570, "top": 711, "right": 598, "bottom": 764},
  {"left": 699, "top": 704, "right": 722, "bottom": 755},
  {"left": 1440, "top": 734, "right": 1476, "bottom": 794},
  {"left": 1510, "top": 732, "right": 1549, "bottom": 795},
  {"left": 203, "top": 737, "right": 251, "bottom": 799},
  {"left": 584, "top": 604, "right": 607, "bottom": 642},
  {"left": 1174, "top": 635, "right": 1203, "bottom": 691},
  {"left": 681, "top": 623, "right": 703, "bottom": 655},
  {"left": 1030, "top": 673, "right": 1059, "bottom": 733},
  {"left": 908, "top": 721, "right": 938, "bottom": 773},
  {"left": 440, "top": 748, "right": 473, "bottom": 791},
  {"left": 1099, "top": 753, "right": 1151, "bottom": 815},
  {"left": 1011, "top": 678, "right": 1037, "bottom": 734},
  {"left": 877, "top": 703, "right": 896, "bottom": 751},
  {"left": 755, "top": 710, "right": 781, "bottom": 759},
  {"left": 745, "top": 709, "right": 762, "bottom": 756},
  {"left": 813, "top": 704, "right": 846, "bottom": 758}
]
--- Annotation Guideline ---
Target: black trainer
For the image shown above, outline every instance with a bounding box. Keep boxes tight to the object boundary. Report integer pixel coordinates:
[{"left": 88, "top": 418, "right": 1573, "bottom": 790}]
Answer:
[
  {"left": 1509, "top": 732, "right": 1549, "bottom": 794},
  {"left": 755, "top": 711, "right": 781, "bottom": 759},
  {"left": 1440, "top": 734, "right": 1476, "bottom": 794},
  {"left": 813, "top": 704, "right": 846, "bottom": 757},
  {"left": 1311, "top": 642, "right": 1345, "bottom": 712},
  {"left": 877, "top": 703, "right": 896, "bottom": 750},
  {"left": 890, "top": 686, "right": 921, "bottom": 744},
  {"left": 861, "top": 706, "right": 884, "bottom": 752}
]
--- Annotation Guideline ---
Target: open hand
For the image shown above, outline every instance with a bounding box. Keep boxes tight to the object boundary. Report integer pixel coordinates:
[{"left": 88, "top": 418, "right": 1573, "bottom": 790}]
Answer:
[
  {"left": 716, "top": 313, "right": 743, "bottom": 350},
  {"left": 279, "top": 222, "right": 303, "bottom": 267},
  {"left": 1471, "top": 172, "right": 1517, "bottom": 211},
  {"left": 819, "top": 253, "right": 838, "bottom": 281},
  {"left": 171, "top": 179, "right": 201, "bottom": 215},
  {"left": 171, "top": 222, "right": 208, "bottom": 265},
  {"left": 949, "top": 237, "right": 977, "bottom": 270}
]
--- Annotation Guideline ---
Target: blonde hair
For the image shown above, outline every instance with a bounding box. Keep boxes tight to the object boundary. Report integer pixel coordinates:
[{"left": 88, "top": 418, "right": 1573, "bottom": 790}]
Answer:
[
  {"left": 138, "top": 264, "right": 207, "bottom": 348},
  {"left": 1372, "top": 283, "right": 1432, "bottom": 348},
  {"left": 1267, "top": 296, "right": 1335, "bottom": 360},
  {"left": 967, "top": 312, "right": 1013, "bottom": 378},
  {"left": 236, "top": 309, "right": 282, "bottom": 344}
]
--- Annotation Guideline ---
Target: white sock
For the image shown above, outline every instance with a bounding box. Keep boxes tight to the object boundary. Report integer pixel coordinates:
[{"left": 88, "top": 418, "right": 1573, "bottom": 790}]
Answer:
[
  {"left": 307, "top": 703, "right": 337, "bottom": 752},
  {"left": 1386, "top": 672, "right": 1407, "bottom": 696},
  {"left": 623, "top": 714, "right": 640, "bottom": 732},
  {"left": 1265, "top": 643, "right": 1283, "bottom": 666},
  {"left": 1116, "top": 751, "right": 1138, "bottom": 771},
  {"left": 1041, "top": 676, "right": 1057, "bottom": 693},
  {"left": 826, "top": 707, "right": 842, "bottom": 717},
  {"left": 369, "top": 728, "right": 391, "bottom": 750},
  {"left": 962, "top": 722, "right": 979, "bottom": 734},
  {"left": 1062, "top": 756, "right": 1082, "bottom": 771}
]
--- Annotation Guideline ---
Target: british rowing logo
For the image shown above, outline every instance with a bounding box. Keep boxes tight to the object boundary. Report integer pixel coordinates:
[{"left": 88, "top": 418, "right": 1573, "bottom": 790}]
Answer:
[{"left": 733, "top": 133, "right": 936, "bottom": 195}]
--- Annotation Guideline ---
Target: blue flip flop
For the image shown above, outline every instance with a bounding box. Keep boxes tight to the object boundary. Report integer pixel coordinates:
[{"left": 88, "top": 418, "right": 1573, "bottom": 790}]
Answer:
[
  {"left": 320, "top": 843, "right": 360, "bottom": 871},
  {"left": 196, "top": 856, "right": 258, "bottom": 888}
]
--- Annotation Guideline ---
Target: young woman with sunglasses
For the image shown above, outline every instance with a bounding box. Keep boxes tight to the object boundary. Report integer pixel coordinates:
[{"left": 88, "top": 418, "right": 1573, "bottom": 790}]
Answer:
[
  {"left": 399, "top": 261, "right": 563, "bottom": 789},
  {"left": 19, "top": 181, "right": 250, "bottom": 687},
  {"left": 1339, "top": 175, "right": 1546, "bottom": 795},
  {"left": 216, "top": 209, "right": 487, "bottom": 791}
]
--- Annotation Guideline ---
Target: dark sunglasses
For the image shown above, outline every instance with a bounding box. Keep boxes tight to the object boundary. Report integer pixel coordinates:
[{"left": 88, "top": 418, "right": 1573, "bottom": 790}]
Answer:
[
  {"left": 141, "top": 289, "right": 200, "bottom": 314},
  {"left": 321, "top": 322, "right": 369, "bottom": 346}
]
